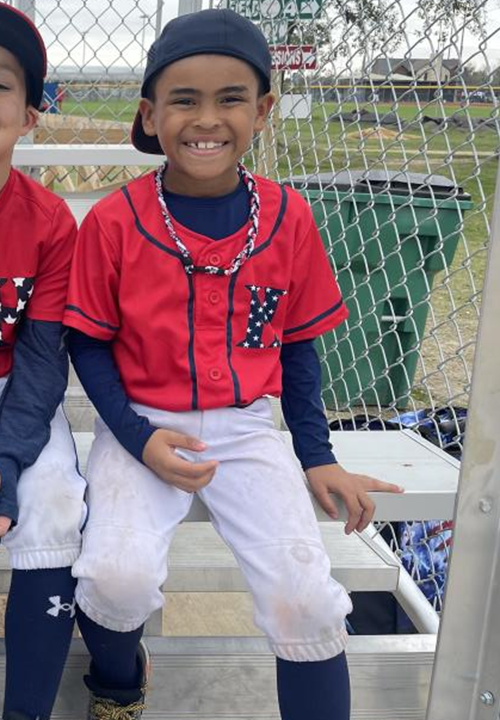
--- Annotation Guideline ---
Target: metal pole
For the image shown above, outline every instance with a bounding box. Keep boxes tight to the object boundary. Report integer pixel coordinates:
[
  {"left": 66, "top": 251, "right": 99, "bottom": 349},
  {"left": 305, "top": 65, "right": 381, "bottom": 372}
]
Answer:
[
  {"left": 15, "top": 0, "right": 36, "bottom": 166},
  {"left": 256, "top": 71, "right": 281, "bottom": 179},
  {"left": 15, "top": 0, "right": 35, "bottom": 18},
  {"left": 140, "top": 14, "right": 148, "bottom": 66},
  {"left": 82, "top": 30, "right": 87, "bottom": 68},
  {"left": 155, "top": 0, "right": 164, "bottom": 39},
  {"left": 425, "top": 164, "right": 500, "bottom": 717},
  {"left": 178, "top": 0, "right": 203, "bottom": 15}
]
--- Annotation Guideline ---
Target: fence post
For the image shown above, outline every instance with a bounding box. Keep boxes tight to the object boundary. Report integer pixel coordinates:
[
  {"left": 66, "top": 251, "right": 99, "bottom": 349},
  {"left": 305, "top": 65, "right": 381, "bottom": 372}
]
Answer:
[
  {"left": 15, "top": 0, "right": 35, "bottom": 17},
  {"left": 426, "top": 164, "right": 500, "bottom": 718},
  {"left": 155, "top": 0, "right": 164, "bottom": 39}
]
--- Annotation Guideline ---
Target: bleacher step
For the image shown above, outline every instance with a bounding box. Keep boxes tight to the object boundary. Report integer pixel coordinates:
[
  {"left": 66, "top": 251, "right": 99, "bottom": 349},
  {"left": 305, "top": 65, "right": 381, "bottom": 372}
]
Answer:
[
  {"left": 71, "top": 429, "right": 460, "bottom": 522},
  {"left": 0, "top": 522, "right": 400, "bottom": 594},
  {"left": 0, "top": 635, "right": 435, "bottom": 719}
]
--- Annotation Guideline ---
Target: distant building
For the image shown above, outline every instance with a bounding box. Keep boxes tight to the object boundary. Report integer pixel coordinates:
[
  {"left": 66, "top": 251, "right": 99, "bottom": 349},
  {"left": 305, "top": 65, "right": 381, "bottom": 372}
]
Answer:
[
  {"left": 368, "top": 57, "right": 460, "bottom": 102},
  {"left": 369, "top": 57, "right": 459, "bottom": 84}
]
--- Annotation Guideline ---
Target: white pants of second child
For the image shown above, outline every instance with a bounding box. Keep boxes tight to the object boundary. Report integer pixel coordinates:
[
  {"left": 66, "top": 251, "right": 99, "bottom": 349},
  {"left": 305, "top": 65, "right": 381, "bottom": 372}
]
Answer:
[{"left": 73, "top": 398, "right": 352, "bottom": 662}]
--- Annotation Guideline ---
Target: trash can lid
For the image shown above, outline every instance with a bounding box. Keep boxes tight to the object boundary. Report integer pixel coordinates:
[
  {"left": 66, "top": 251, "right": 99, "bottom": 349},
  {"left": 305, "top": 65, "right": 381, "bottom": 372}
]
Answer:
[{"left": 287, "top": 169, "right": 471, "bottom": 201}]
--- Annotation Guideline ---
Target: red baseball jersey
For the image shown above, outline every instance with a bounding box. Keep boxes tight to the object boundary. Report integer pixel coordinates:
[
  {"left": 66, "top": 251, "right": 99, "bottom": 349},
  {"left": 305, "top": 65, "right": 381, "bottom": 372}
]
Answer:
[
  {"left": 0, "top": 169, "right": 77, "bottom": 378},
  {"left": 64, "top": 172, "right": 347, "bottom": 411}
]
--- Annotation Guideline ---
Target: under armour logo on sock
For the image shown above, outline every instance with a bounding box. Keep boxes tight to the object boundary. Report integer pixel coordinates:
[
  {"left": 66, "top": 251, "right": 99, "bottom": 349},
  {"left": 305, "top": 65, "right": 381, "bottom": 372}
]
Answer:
[{"left": 46, "top": 595, "right": 76, "bottom": 618}]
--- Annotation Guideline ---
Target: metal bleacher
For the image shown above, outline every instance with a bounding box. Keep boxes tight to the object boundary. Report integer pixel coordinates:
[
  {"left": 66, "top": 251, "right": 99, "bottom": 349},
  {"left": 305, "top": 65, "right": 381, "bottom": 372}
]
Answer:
[{"left": 5, "top": 145, "right": 460, "bottom": 719}]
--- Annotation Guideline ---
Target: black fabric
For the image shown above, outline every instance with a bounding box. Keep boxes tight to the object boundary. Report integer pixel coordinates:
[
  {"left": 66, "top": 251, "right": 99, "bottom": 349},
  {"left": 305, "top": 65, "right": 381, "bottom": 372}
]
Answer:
[
  {"left": 281, "top": 339, "right": 336, "bottom": 469},
  {"left": 77, "top": 607, "right": 144, "bottom": 698},
  {"left": 276, "top": 653, "right": 350, "bottom": 720},
  {"left": 163, "top": 178, "right": 249, "bottom": 239},
  {"left": 3, "top": 568, "right": 77, "bottom": 720},
  {"left": 0, "top": 4, "right": 46, "bottom": 108}
]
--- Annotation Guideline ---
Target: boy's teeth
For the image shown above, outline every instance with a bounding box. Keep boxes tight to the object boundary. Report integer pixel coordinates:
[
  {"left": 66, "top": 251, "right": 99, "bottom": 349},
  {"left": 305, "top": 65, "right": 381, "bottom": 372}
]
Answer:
[{"left": 188, "top": 141, "right": 224, "bottom": 149}]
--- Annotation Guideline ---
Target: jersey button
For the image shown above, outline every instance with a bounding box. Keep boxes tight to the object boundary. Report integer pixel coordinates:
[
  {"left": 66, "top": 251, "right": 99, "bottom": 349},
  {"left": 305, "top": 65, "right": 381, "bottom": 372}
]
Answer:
[
  {"left": 209, "top": 368, "right": 222, "bottom": 381},
  {"left": 209, "top": 291, "right": 221, "bottom": 304},
  {"left": 208, "top": 252, "right": 221, "bottom": 266}
]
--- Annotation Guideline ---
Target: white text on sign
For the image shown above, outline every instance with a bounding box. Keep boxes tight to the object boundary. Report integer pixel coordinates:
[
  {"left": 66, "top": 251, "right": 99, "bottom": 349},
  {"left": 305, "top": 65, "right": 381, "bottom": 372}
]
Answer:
[
  {"left": 227, "top": 0, "right": 321, "bottom": 20},
  {"left": 270, "top": 45, "right": 317, "bottom": 70}
]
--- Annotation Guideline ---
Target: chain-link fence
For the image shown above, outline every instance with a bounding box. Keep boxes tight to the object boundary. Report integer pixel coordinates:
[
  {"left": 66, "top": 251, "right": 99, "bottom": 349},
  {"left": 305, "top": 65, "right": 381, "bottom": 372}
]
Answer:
[
  {"left": 223, "top": 0, "right": 497, "bottom": 623},
  {"left": 15, "top": 0, "right": 499, "bottom": 626}
]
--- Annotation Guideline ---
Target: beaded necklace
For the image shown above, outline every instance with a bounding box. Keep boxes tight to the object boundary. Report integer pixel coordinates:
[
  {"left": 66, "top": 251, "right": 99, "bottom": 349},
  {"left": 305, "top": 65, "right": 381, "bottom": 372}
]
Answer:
[{"left": 154, "top": 161, "right": 260, "bottom": 276}]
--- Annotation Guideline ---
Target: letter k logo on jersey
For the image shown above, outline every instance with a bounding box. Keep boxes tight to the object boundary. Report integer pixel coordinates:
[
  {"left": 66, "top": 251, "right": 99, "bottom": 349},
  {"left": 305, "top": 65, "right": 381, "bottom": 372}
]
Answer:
[
  {"left": 0, "top": 277, "right": 34, "bottom": 347},
  {"left": 237, "top": 285, "right": 287, "bottom": 349}
]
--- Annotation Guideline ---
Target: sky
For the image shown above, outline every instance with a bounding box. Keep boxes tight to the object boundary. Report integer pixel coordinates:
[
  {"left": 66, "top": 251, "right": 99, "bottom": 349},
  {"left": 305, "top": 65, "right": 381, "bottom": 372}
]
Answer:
[{"left": 18, "top": 0, "right": 500, "bottom": 73}]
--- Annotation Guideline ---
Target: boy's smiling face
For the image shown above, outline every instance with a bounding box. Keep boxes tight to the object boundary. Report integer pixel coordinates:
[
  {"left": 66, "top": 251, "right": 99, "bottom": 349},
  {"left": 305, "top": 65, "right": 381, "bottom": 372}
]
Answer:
[
  {"left": 139, "top": 54, "right": 274, "bottom": 197},
  {"left": 0, "top": 46, "right": 38, "bottom": 188}
]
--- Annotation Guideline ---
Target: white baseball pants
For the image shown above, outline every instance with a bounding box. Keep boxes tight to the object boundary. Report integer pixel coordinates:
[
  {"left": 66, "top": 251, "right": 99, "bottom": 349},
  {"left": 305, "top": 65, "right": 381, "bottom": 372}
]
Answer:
[
  {"left": 73, "top": 398, "right": 352, "bottom": 661},
  {"left": 0, "top": 376, "right": 87, "bottom": 569}
]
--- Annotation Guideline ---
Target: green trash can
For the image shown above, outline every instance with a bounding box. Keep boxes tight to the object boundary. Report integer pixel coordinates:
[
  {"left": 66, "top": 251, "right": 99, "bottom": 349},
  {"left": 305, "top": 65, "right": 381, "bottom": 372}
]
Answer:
[{"left": 288, "top": 171, "right": 473, "bottom": 409}]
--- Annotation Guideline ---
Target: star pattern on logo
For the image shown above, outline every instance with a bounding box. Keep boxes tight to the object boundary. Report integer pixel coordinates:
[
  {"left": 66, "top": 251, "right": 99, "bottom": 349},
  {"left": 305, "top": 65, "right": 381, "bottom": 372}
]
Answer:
[
  {"left": 0, "top": 277, "right": 35, "bottom": 347},
  {"left": 237, "top": 285, "right": 287, "bottom": 350}
]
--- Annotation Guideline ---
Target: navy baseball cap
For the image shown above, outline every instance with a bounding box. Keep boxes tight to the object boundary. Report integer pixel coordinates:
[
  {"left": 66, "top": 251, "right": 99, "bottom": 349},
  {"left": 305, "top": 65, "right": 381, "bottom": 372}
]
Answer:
[
  {"left": 0, "top": 2, "right": 47, "bottom": 108},
  {"left": 132, "top": 8, "right": 272, "bottom": 154}
]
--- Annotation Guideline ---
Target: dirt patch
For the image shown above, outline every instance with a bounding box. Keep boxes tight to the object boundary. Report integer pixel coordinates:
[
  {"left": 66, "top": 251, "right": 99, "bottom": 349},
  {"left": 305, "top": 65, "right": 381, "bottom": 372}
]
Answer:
[{"left": 346, "top": 127, "right": 420, "bottom": 141}]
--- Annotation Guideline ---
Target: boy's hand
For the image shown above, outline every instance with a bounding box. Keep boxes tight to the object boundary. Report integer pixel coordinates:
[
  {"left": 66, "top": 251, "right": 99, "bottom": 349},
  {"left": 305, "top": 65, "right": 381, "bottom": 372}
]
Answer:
[
  {"left": 0, "top": 473, "right": 13, "bottom": 536},
  {"left": 0, "top": 516, "right": 12, "bottom": 537},
  {"left": 143, "top": 429, "right": 218, "bottom": 493},
  {"left": 305, "top": 464, "right": 404, "bottom": 535}
]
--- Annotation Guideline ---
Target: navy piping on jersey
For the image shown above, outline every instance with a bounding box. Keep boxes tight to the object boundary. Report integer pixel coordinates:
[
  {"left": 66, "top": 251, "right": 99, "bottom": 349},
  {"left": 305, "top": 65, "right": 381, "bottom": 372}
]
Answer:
[
  {"left": 283, "top": 299, "right": 345, "bottom": 336},
  {"left": 64, "top": 305, "right": 119, "bottom": 332},
  {"left": 186, "top": 273, "right": 198, "bottom": 410},
  {"left": 250, "top": 186, "right": 288, "bottom": 259},
  {"left": 121, "top": 186, "right": 183, "bottom": 260},
  {"left": 226, "top": 270, "right": 242, "bottom": 405}
]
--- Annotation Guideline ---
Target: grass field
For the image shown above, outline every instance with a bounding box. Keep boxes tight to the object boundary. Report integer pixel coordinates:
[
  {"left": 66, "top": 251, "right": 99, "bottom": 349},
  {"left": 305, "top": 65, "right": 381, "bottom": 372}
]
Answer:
[{"left": 55, "top": 96, "right": 498, "bottom": 407}]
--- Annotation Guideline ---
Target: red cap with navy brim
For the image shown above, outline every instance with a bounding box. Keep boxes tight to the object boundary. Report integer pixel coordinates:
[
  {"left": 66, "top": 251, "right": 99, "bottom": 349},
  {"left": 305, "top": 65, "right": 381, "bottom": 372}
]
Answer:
[{"left": 0, "top": 2, "right": 47, "bottom": 108}]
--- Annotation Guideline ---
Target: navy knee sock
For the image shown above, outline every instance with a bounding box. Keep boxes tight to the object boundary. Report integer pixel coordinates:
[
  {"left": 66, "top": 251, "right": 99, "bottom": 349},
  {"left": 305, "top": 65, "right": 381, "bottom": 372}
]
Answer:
[
  {"left": 76, "top": 605, "right": 144, "bottom": 690},
  {"left": 276, "top": 653, "right": 350, "bottom": 720},
  {"left": 3, "top": 567, "right": 77, "bottom": 720}
]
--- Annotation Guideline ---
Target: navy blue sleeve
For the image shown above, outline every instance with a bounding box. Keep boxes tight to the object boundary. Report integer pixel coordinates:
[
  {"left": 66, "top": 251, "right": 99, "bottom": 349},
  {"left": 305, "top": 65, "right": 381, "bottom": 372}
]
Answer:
[
  {"left": 67, "top": 329, "right": 156, "bottom": 462},
  {"left": 0, "top": 319, "right": 69, "bottom": 523},
  {"left": 280, "top": 339, "right": 337, "bottom": 470}
]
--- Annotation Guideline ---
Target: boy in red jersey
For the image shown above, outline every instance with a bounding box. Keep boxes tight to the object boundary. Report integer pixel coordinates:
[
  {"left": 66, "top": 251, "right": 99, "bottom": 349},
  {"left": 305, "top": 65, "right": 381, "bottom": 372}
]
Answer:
[
  {"left": 65, "top": 9, "right": 403, "bottom": 719},
  {"left": 0, "top": 5, "right": 86, "bottom": 719}
]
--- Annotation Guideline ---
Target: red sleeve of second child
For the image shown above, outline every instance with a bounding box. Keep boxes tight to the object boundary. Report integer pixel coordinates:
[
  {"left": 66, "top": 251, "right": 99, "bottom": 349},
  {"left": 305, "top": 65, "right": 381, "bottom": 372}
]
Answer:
[{"left": 26, "top": 200, "right": 77, "bottom": 322}]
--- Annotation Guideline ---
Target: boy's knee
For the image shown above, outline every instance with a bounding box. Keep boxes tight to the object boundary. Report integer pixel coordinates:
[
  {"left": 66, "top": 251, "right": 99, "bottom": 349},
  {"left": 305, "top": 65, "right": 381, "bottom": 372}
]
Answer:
[
  {"left": 73, "top": 539, "right": 166, "bottom": 629},
  {"left": 255, "top": 580, "right": 351, "bottom": 662},
  {"left": 249, "top": 542, "right": 352, "bottom": 647},
  {"left": 92, "top": 559, "right": 159, "bottom": 606}
]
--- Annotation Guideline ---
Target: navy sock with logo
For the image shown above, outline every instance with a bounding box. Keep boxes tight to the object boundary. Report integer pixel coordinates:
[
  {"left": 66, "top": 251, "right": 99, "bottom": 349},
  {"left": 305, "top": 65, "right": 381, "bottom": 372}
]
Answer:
[
  {"left": 276, "top": 652, "right": 350, "bottom": 720},
  {"left": 3, "top": 567, "right": 77, "bottom": 720}
]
